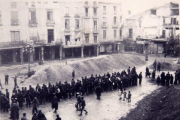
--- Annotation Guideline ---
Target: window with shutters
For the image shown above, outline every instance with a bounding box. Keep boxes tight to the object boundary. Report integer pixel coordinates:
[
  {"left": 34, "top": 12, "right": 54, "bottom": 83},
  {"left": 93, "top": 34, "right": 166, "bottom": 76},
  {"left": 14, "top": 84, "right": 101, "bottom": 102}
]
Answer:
[
  {"left": 114, "top": 16, "right": 116, "bottom": 24},
  {"left": 65, "top": 19, "right": 70, "bottom": 30},
  {"left": 47, "top": 11, "right": 53, "bottom": 20},
  {"left": 103, "top": 30, "right": 106, "bottom": 39},
  {"left": 75, "top": 7, "right": 79, "bottom": 15},
  {"left": 94, "top": 35, "right": 97, "bottom": 43},
  {"left": 114, "top": 30, "right": 116, "bottom": 38},
  {"left": 75, "top": 19, "right": 79, "bottom": 29},
  {"left": 11, "top": 11, "right": 19, "bottom": 26},
  {"left": 103, "top": 6, "right": 106, "bottom": 13},
  {"left": 85, "top": 8, "right": 88, "bottom": 17},
  {"left": 129, "top": 28, "right": 133, "bottom": 38},
  {"left": 94, "top": 8, "right": 97, "bottom": 16},
  {"left": 29, "top": 10, "right": 37, "bottom": 24},
  {"left": 85, "top": 34, "right": 89, "bottom": 43},
  {"left": 11, "top": 2, "right": 17, "bottom": 9},
  {"left": 11, "top": 31, "right": 20, "bottom": 41},
  {"left": 66, "top": 7, "right": 69, "bottom": 15},
  {"left": 94, "top": 20, "right": 97, "bottom": 30},
  {"left": 114, "top": 6, "right": 117, "bottom": 12}
]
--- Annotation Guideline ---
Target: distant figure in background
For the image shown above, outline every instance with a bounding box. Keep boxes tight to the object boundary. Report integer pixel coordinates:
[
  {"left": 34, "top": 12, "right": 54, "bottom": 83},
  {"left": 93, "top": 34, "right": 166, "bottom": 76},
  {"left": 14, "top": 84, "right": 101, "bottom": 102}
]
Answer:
[
  {"left": 156, "top": 75, "right": 160, "bottom": 86},
  {"left": 72, "top": 70, "right": 75, "bottom": 79},
  {"left": 139, "top": 72, "right": 142, "bottom": 85},
  {"left": 32, "top": 97, "right": 38, "bottom": 115},
  {"left": 146, "top": 67, "right": 150, "bottom": 78},
  {"left": 51, "top": 94, "right": 58, "bottom": 113},
  {"left": 170, "top": 74, "right": 174, "bottom": 85},
  {"left": 0, "top": 79, "right": 3, "bottom": 89},
  {"left": 5, "top": 73, "right": 9, "bottom": 85},
  {"left": 152, "top": 70, "right": 156, "bottom": 81},
  {"left": 166, "top": 72, "right": 170, "bottom": 86},
  {"left": 118, "top": 89, "right": 123, "bottom": 100},
  {"left": 157, "top": 62, "right": 161, "bottom": 72},
  {"left": 127, "top": 91, "right": 131, "bottom": 103},
  {"left": 95, "top": 84, "right": 102, "bottom": 100},
  {"left": 153, "top": 60, "right": 157, "bottom": 71},
  {"left": 123, "top": 90, "right": 127, "bottom": 101},
  {"left": 14, "top": 76, "right": 19, "bottom": 88},
  {"left": 10, "top": 101, "right": 19, "bottom": 120}
]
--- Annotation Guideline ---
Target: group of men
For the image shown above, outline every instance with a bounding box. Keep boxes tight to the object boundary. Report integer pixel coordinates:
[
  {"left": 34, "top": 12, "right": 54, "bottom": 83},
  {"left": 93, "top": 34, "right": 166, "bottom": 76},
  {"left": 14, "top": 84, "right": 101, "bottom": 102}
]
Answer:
[{"left": 0, "top": 66, "right": 142, "bottom": 119}]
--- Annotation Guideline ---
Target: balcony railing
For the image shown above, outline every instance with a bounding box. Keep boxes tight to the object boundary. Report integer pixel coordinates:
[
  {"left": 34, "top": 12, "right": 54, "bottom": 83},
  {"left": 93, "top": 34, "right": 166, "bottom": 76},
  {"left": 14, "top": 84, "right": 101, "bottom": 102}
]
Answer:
[
  {"left": 11, "top": 19, "right": 19, "bottom": 26},
  {"left": 46, "top": 20, "right": 55, "bottom": 27},
  {"left": 29, "top": 20, "right": 37, "bottom": 27},
  {"left": 0, "top": 41, "right": 26, "bottom": 48},
  {"left": 66, "top": 40, "right": 82, "bottom": 46}
]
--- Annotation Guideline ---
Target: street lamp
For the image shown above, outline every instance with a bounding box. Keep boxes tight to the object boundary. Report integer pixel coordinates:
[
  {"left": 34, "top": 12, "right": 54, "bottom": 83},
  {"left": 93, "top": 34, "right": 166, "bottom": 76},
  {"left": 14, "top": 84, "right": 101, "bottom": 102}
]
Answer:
[{"left": 23, "top": 44, "right": 34, "bottom": 73}]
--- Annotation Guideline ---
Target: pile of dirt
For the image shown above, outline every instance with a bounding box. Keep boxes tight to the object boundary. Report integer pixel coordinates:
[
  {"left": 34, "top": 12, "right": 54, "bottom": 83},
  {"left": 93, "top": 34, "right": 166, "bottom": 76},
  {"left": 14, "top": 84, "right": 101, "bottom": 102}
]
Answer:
[
  {"left": 120, "top": 85, "right": 180, "bottom": 120},
  {"left": 23, "top": 54, "right": 146, "bottom": 85}
]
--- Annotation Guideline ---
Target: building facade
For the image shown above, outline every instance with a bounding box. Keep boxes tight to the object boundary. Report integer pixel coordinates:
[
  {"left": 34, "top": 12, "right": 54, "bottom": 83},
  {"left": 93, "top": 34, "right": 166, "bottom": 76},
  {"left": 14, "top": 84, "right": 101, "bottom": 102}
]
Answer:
[
  {"left": 0, "top": 0, "right": 123, "bottom": 65},
  {"left": 122, "top": 2, "right": 179, "bottom": 55}
]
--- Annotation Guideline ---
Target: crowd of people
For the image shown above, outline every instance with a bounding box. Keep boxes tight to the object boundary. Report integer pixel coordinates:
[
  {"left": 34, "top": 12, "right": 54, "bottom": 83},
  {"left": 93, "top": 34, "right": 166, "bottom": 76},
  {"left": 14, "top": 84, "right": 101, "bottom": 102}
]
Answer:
[{"left": 0, "top": 66, "right": 143, "bottom": 120}]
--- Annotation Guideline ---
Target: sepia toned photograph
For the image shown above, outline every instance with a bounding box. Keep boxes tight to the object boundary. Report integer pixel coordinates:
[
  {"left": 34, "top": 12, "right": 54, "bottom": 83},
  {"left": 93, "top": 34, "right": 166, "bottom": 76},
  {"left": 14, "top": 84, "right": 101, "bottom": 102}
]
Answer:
[{"left": 0, "top": 0, "right": 179, "bottom": 120}]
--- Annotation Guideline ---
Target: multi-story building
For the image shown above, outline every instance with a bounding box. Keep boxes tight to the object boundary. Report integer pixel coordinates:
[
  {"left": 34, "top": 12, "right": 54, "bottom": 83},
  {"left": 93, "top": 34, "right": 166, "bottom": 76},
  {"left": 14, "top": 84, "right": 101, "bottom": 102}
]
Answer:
[
  {"left": 122, "top": 2, "right": 179, "bottom": 55},
  {"left": 0, "top": 0, "right": 123, "bottom": 65}
]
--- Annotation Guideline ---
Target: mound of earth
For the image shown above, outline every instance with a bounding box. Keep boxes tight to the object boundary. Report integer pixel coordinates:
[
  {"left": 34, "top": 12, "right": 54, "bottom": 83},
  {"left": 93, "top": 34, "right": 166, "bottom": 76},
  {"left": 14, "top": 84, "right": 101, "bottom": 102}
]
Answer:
[
  {"left": 120, "top": 85, "right": 180, "bottom": 120},
  {"left": 23, "top": 54, "right": 146, "bottom": 85}
]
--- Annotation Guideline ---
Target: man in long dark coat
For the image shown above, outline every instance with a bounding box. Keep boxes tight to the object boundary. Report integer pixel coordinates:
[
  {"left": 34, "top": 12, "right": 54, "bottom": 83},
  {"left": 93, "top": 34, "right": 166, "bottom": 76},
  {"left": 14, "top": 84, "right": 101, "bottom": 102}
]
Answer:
[
  {"left": 52, "top": 94, "right": 58, "bottom": 113},
  {"left": 95, "top": 85, "right": 102, "bottom": 100},
  {"left": 139, "top": 72, "right": 142, "bottom": 85},
  {"left": 10, "top": 101, "right": 19, "bottom": 120}
]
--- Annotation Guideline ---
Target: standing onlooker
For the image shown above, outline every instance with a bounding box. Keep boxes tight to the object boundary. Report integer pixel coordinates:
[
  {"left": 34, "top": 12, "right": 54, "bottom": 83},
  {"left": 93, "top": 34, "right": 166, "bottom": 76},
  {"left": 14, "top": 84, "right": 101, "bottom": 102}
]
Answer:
[
  {"left": 72, "top": 70, "right": 75, "bottom": 79},
  {"left": 10, "top": 101, "right": 19, "bottom": 120},
  {"left": 21, "top": 113, "right": 28, "bottom": 120},
  {"left": 32, "top": 97, "right": 38, "bottom": 115},
  {"left": 127, "top": 91, "right": 131, "bottom": 103},
  {"left": 0, "top": 79, "right": 3, "bottom": 89},
  {"left": 170, "top": 74, "right": 174, "bottom": 85},
  {"left": 157, "top": 62, "right": 161, "bottom": 72},
  {"left": 156, "top": 75, "right": 160, "bottom": 86},
  {"left": 14, "top": 76, "right": 19, "bottom": 88},
  {"left": 118, "top": 89, "right": 123, "bottom": 100},
  {"left": 123, "top": 90, "right": 127, "bottom": 101},
  {"left": 52, "top": 94, "right": 58, "bottom": 113},
  {"left": 5, "top": 73, "right": 9, "bottom": 85},
  {"left": 139, "top": 72, "right": 142, "bottom": 85}
]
